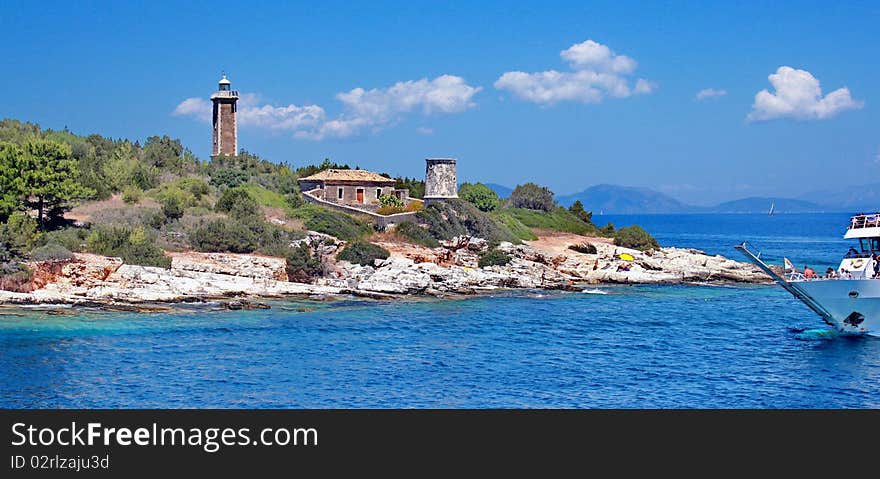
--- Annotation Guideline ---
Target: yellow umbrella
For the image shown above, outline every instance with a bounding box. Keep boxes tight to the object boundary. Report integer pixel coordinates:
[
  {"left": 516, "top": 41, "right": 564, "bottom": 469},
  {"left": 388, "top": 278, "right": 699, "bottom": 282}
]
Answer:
[{"left": 619, "top": 253, "right": 634, "bottom": 261}]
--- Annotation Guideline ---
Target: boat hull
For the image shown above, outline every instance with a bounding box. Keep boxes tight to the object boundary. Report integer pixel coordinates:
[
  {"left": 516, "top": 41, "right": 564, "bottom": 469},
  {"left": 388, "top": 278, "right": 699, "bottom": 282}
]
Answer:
[{"left": 795, "top": 279, "right": 880, "bottom": 336}]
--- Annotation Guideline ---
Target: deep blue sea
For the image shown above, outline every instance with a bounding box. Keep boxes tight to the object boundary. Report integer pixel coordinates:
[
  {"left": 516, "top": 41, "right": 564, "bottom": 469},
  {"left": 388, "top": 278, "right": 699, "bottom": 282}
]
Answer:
[{"left": 2, "top": 213, "right": 879, "bottom": 408}]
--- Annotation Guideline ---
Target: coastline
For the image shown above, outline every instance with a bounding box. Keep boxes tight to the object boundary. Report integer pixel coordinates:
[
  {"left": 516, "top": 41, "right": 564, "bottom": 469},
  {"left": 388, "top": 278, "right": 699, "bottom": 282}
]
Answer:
[{"left": 0, "top": 231, "right": 772, "bottom": 311}]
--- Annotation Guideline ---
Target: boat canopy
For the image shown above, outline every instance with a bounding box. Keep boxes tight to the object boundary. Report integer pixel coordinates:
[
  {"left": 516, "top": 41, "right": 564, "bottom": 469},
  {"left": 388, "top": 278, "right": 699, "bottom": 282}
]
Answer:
[{"left": 844, "top": 213, "right": 880, "bottom": 239}]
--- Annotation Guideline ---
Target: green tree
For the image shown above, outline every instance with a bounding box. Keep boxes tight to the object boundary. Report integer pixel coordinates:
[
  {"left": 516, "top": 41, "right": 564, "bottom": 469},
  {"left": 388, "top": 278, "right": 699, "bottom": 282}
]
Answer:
[
  {"left": 102, "top": 141, "right": 137, "bottom": 192},
  {"left": 0, "top": 142, "right": 24, "bottom": 222},
  {"left": 20, "top": 140, "right": 95, "bottom": 228},
  {"left": 568, "top": 200, "right": 593, "bottom": 223},
  {"left": 508, "top": 183, "right": 556, "bottom": 211},
  {"left": 143, "top": 135, "right": 183, "bottom": 170},
  {"left": 394, "top": 176, "right": 425, "bottom": 199},
  {"left": 459, "top": 182, "right": 500, "bottom": 212},
  {"left": 215, "top": 187, "right": 260, "bottom": 219}
]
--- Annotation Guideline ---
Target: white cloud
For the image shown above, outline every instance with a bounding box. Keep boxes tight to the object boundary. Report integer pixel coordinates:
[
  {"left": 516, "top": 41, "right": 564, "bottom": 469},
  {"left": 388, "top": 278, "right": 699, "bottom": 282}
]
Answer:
[
  {"left": 747, "top": 66, "right": 862, "bottom": 121},
  {"left": 173, "top": 98, "right": 211, "bottom": 122},
  {"left": 696, "top": 88, "right": 727, "bottom": 101},
  {"left": 494, "top": 39, "right": 654, "bottom": 106},
  {"left": 560, "top": 39, "right": 637, "bottom": 74},
  {"left": 173, "top": 75, "right": 480, "bottom": 140}
]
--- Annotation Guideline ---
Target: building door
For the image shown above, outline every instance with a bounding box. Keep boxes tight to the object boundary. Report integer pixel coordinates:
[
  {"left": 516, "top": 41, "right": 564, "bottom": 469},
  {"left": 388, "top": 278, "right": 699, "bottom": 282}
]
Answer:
[{"left": 356, "top": 189, "right": 364, "bottom": 203}]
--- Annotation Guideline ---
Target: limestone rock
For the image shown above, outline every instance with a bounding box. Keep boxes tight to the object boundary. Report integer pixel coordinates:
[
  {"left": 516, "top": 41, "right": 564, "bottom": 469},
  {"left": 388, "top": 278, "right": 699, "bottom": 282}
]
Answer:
[{"left": 169, "top": 252, "right": 288, "bottom": 281}]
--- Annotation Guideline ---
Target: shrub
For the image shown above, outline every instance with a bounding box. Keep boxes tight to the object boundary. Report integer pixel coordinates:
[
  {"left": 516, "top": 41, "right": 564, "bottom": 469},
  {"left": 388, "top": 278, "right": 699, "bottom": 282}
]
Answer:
[
  {"left": 613, "top": 225, "right": 660, "bottom": 251},
  {"left": 378, "top": 195, "right": 405, "bottom": 208},
  {"left": 478, "top": 249, "right": 511, "bottom": 268},
  {"left": 122, "top": 186, "right": 142, "bottom": 204},
  {"left": 395, "top": 221, "right": 439, "bottom": 247},
  {"left": 0, "top": 212, "right": 41, "bottom": 254},
  {"left": 188, "top": 218, "right": 259, "bottom": 253},
  {"left": 209, "top": 168, "right": 248, "bottom": 188},
  {"left": 215, "top": 187, "right": 260, "bottom": 219},
  {"left": 30, "top": 241, "right": 74, "bottom": 262},
  {"left": 288, "top": 206, "right": 373, "bottom": 241},
  {"left": 599, "top": 222, "right": 615, "bottom": 236},
  {"left": 416, "top": 199, "right": 519, "bottom": 245},
  {"left": 86, "top": 225, "right": 170, "bottom": 268},
  {"left": 459, "top": 183, "right": 500, "bottom": 212},
  {"left": 161, "top": 193, "right": 184, "bottom": 221},
  {"left": 508, "top": 183, "right": 556, "bottom": 212},
  {"left": 376, "top": 205, "right": 406, "bottom": 215},
  {"left": 568, "top": 242, "right": 597, "bottom": 254},
  {"left": 181, "top": 177, "right": 210, "bottom": 199},
  {"left": 40, "top": 227, "right": 89, "bottom": 252},
  {"left": 260, "top": 243, "right": 322, "bottom": 283},
  {"left": 89, "top": 206, "right": 164, "bottom": 230},
  {"left": 568, "top": 200, "right": 593, "bottom": 224},
  {"left": 285, "top": 193, "right": 303, "bottom": 210},
  {"left": 337, "top": 241, "right": 390, "bottom": 266},
  {"left": 405, "top": 200, "right": 423, "bottom": 212}
]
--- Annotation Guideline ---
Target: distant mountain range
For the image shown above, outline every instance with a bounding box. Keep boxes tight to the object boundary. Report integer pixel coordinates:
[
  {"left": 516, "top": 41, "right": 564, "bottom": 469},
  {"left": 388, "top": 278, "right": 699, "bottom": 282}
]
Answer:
[
  {"left": 797, "top": 182, "right": 880, "bottom": 212},
  {"left": 556, "top": 184, "right": 693, "bottom": 214},
  {"left": 485, "top": 182, "right": 873, "bottom": 214}
]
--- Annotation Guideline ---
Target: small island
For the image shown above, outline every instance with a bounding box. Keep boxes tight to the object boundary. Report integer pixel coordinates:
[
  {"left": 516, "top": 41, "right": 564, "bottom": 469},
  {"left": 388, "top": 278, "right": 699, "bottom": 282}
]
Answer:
[{"left": 0, "top": 76, "right": 768, "bottom": 310}]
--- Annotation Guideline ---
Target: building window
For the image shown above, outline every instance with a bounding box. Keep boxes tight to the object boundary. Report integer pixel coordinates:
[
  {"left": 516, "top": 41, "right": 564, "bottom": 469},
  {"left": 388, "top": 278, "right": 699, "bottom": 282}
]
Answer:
[
  {"left": 377, "top": 188, "right": 382, "bottom": 199},
  {"left": 337, "top": 187, "right": 344, "bottom": 200}
]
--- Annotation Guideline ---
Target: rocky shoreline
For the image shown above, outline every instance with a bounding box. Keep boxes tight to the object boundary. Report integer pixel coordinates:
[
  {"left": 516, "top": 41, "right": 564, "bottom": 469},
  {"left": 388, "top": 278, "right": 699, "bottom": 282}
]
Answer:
[{"left": 0, "top": 232, "right": 771, "bottom": 310}]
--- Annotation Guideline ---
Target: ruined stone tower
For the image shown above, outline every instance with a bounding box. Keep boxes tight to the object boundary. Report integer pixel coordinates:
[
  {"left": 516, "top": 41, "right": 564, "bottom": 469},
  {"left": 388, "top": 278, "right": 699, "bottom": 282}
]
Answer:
[
  {"left": 424, "top": 158, "right": 458, "bottom": 203},
  {"left": 211, "top": 73, "right": 239, "bottom": 158}
]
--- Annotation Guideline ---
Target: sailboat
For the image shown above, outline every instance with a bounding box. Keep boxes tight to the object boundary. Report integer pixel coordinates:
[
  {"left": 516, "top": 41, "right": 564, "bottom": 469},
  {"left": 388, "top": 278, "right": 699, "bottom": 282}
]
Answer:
[{"left": 768, "top": 202, "right": 775, "bottom": 216}]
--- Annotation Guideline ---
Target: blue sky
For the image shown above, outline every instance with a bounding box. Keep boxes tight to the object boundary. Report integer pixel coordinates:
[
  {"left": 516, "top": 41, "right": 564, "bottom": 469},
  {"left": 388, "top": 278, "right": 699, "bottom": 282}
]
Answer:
[{"left": 2, "top": 0, "right": 878, "bottom": 205}]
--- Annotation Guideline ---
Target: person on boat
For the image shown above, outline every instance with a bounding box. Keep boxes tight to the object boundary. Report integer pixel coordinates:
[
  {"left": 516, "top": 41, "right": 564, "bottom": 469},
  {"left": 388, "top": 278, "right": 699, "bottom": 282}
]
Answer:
[
  {"left": 845, "top": 246, "right": 860, "bottom": 258},
  {"left": 825, "top": 267, "right": 838, "bottom": 279},
  {"left": 873, "top": 254, "right": 880, "bottom": 278},
  {"left": 803, "top": 266, "right": 816, "bottom": 279},
  {"left": 839, "top": 267, "right": 853, "bottom": 279}
]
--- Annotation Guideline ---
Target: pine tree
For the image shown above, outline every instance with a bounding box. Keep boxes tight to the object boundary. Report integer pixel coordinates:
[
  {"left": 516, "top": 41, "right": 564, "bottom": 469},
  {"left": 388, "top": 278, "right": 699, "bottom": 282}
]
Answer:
[
  {"left": 0, "top": 142, "right": 24, "bottom": 222},
  {"left": 20, "top": 140, "right": 95, "bottom": 228}
]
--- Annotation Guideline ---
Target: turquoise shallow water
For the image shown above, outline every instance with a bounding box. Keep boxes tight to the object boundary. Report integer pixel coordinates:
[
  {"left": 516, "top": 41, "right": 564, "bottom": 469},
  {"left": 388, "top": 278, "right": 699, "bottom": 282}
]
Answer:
[{"left": 2, "top": 213, "right": 879, "bottom": 408}]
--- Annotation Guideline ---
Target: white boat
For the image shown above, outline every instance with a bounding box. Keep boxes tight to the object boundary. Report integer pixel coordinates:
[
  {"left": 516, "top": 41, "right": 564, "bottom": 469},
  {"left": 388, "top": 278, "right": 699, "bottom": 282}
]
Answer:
[{"left": 736, "top": 212, "right": 880, "bottom": 337}]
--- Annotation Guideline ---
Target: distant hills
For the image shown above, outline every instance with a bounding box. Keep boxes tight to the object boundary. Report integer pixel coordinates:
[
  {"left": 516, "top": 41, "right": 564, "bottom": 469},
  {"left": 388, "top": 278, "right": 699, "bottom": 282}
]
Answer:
[
  {"left": 485, "top": 182, "right": 868, "bottom": 214},
  {"left": 798, "top": 182, "right": 880, "bottom": 212},
  {"left": 556, "top": 184, "right": 693, "bottom": 214},
  {"left": 710, "top": 197, "right": 826, "bottom": 214}
]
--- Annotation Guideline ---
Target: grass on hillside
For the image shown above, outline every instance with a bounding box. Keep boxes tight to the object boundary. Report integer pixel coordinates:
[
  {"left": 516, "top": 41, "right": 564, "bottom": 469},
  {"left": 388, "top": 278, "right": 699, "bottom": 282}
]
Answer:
[
  {"left": 240, "top": 184, "right": 290, "bottom": 210},
  {"left": 490, "top": 211, "right": 538, "bottom": 241},
  {"left": 286, "top": 204, "right": 373, "bottom": 241},
  {"left": 497, "top": 207, "right": 598, "bottom": 237}
]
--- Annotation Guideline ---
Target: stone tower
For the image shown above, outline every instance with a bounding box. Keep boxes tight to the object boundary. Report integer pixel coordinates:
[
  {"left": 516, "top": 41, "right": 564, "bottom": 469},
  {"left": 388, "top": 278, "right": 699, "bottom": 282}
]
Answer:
[
  {"left": 211, "top": 73, "right": 239, "bottom": 158},
  {"left": 424, "top": 158, "right": 458, "bottom": 203}
]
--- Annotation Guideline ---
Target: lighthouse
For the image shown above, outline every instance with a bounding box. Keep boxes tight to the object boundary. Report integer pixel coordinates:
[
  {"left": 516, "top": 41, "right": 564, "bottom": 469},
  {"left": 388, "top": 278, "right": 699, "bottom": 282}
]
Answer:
[{"left": 211, "top": 73, "right": 239, "bottom": 158}]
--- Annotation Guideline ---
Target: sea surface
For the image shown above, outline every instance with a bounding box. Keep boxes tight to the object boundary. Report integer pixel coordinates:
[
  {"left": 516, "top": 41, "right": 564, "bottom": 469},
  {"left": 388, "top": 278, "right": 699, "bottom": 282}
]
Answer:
[{"left": 2, "top": 213, "right": 879, "bottom": 408}]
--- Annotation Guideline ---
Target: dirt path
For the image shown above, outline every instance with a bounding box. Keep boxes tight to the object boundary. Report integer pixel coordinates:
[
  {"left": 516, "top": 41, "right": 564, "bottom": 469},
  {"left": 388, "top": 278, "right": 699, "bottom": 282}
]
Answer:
[{"left": 525, "top": 230, "right": 612, "bottom": 256}]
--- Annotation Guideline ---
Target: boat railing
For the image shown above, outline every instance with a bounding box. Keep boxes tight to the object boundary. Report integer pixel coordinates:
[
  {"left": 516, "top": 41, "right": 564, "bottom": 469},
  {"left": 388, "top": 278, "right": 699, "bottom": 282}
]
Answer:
[
  {"left": 787, "top": 273, "right": 853, "bottom": 282},
  {"left": 849, "top": 213, "right": 880, "bottom": 230}
]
